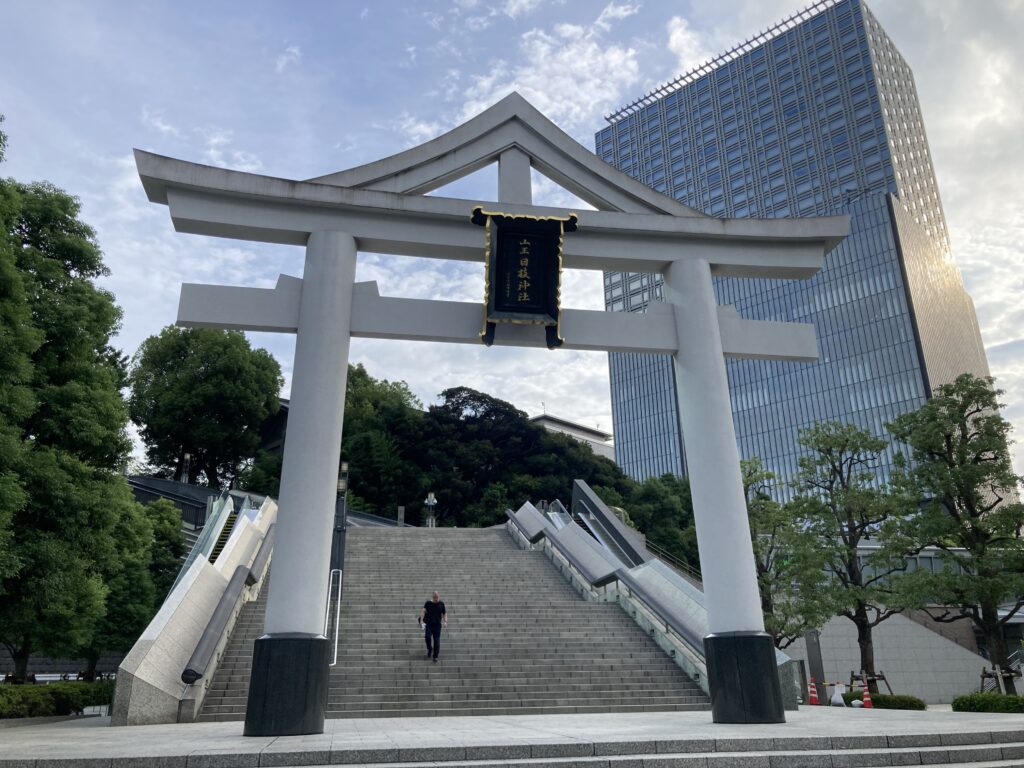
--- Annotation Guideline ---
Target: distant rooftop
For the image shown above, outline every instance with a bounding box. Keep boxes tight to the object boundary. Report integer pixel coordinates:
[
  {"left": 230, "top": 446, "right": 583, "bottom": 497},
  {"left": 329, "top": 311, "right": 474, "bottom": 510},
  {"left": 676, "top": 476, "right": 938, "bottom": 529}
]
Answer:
[
  {"left": 530, "top": 414, "right": 612, "bottom": 441},
  {"left": 605, "top": 0, "right": 843, "bottom": 124}
]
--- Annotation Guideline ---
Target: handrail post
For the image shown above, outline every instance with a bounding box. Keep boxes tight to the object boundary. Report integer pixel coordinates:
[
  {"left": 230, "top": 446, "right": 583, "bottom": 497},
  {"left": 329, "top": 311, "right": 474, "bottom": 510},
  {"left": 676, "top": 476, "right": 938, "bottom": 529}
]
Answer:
[{"left": 324, "top": 569, "right": 343, "bottom": 667}]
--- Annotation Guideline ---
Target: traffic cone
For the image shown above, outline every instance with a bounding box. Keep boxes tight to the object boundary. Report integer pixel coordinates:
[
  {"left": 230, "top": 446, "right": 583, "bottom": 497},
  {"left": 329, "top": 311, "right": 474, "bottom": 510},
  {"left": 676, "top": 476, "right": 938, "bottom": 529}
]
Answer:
[
  {"left": 862, "top": 677, "right": 874, "bottom": 709},
  {"left": 808, "top": 677, "right": 820, "bottom": 705}
]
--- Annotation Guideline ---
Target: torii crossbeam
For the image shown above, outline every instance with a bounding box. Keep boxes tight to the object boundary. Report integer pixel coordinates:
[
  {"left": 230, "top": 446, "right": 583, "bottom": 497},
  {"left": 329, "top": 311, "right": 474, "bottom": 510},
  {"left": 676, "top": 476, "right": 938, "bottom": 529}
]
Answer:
[{"left": 134, "top": 92, "right": 848, "bottom": 734}]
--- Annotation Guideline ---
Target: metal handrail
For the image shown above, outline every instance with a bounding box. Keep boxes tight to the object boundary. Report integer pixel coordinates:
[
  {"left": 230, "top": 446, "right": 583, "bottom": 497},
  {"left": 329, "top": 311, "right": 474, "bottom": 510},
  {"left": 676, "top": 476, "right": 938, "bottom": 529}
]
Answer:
[
  {"left": 180, "top": 521, "right": 274, "bottom": 685},
  {"left": 613, "top": 568, "right": 705, "bottom": 655},
  {"left": 246, "top": 524, "right": 275, "bottom": 587},
  {"left": 324, "top": 568, "right": 343, "bottom": 667},
  {"left": 506, "top": 510, "right": 704, "bottom": 656},
  {"left": 643, "top": 539, "right": 703, "bottom": 584},
  {"left": 181, "top": 566, "right": 248, "bottom": 684}
]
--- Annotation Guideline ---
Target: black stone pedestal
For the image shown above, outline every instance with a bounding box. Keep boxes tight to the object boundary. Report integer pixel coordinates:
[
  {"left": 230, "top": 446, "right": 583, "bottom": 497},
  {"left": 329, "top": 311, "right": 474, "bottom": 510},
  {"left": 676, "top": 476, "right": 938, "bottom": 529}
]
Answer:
[
  {"left": 243, "top": 633, "right": 329, "bottom": 736},
  {"left": 704, "top": 631, "right": 785, "bottom": 724}
]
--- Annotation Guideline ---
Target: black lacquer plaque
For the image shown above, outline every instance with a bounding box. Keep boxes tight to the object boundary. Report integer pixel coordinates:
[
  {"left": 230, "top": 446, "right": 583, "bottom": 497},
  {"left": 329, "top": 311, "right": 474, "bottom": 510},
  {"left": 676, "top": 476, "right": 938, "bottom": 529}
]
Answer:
[{"left": 472, "top": 206, "right": 577, "bottom": 349}]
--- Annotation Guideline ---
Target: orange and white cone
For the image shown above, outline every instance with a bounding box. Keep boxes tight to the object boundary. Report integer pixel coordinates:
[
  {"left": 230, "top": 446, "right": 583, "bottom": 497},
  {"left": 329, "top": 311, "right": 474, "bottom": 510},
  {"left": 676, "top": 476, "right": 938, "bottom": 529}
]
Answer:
[
  {"left": 862, "top": 677, "right": 874, "bottom": 709},
  {"left": 808, "top": 677, "right": 820, "bottom": 705}
]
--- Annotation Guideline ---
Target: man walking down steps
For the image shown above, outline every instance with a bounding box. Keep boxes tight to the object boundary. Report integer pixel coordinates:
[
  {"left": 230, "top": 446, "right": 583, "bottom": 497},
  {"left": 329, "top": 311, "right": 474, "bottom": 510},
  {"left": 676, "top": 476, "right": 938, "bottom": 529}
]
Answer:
[{"left": 419, "top": 591, "right": 448, "bottom": 663}]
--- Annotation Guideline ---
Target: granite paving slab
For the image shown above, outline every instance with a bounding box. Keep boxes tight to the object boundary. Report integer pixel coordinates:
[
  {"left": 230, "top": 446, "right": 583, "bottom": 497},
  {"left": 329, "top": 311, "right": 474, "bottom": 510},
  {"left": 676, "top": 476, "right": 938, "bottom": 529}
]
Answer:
[{"left": 1, "top": 709, "right": 1023, "bottom": 766}]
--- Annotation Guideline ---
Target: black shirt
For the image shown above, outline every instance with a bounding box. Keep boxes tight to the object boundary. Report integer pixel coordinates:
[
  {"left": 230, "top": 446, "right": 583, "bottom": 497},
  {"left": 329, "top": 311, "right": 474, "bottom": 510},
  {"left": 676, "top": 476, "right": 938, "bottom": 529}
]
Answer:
[{"left": 423, "top": 600, "right": 446, "bottom": 627}]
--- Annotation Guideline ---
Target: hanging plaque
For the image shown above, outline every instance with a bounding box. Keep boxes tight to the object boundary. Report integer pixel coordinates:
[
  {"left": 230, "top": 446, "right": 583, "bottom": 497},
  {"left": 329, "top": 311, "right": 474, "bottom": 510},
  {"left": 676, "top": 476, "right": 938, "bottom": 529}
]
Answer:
[{"left": 471, "top": 206, "right": 577, "bottom": 349}]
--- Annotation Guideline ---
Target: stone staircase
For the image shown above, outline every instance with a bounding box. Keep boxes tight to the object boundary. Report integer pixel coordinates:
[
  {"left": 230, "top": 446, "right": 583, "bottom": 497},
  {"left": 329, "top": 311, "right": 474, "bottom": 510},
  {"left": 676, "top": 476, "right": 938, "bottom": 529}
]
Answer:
[{"left": 198, "top": 526, "right": 708, "bottom": 720}]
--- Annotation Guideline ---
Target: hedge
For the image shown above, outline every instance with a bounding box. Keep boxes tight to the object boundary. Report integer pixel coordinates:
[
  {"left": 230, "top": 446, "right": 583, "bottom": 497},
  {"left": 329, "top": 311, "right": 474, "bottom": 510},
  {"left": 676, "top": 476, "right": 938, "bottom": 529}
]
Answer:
[
  {"left": 841, "top": 691, "right": 927, "bottom": 710},
  {"left": 0, "top": 681, "right": 115, "bottom": 719},
  {"left": 952, "top": 692, "right": 1024, "bottom": 713}
]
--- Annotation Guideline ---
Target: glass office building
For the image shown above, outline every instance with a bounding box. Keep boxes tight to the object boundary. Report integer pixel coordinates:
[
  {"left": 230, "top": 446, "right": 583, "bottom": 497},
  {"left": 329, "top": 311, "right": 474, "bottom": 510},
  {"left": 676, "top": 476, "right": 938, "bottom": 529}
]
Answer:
[{"left": 598, "top": 0, "right": 990, "bottom": 491}]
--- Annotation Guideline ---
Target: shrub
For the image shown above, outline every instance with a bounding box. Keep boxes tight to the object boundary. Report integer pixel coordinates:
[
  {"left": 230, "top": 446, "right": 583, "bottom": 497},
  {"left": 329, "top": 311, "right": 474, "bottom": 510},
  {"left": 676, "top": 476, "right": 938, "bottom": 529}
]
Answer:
[
  {"left": 842, "top": 691, "right": 927, "bottom": 710},
  {"left": 0, "top": 681, "right": 115, "bottom": 719},
  {"left": 952, "top": 692, "right": 1024, "bottom": 713}
]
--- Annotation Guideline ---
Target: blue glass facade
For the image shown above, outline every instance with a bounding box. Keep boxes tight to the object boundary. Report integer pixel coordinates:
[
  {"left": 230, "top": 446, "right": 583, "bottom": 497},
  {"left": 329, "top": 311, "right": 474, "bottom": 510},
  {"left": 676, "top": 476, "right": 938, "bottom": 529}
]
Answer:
[{"left": 599, "top": 0, "right": 989, "bottom": 491}]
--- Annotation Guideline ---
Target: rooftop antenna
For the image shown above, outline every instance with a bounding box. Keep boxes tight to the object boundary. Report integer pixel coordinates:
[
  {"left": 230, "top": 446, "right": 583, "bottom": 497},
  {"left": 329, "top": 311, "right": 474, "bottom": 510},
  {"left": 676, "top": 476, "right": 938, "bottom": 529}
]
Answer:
[{"left": 541, "top": 401, "right": 546, "bottom": 414}]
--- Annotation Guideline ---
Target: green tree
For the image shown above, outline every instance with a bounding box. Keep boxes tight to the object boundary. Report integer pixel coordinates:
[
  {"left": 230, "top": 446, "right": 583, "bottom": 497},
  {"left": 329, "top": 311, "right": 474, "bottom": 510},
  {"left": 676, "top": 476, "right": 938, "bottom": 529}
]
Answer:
[
  {"left": 0, "top": 163, "right": 134, "bottom": 681},
  {"left": 0, "top": 117, "right": 42, "bottom": 590},
  {"left": 620, "top": 474, "right": 698, "bottom": 572},
  {"left": 789, "top": 422, "right": 915, "bottom": 691},
  {"left": 145, "top": 498, "right": 187, "bottom": 600},
  {"left": 237, "top": 450, "right": 283, "bottom": 497},
  {"left": 743, "top": 458, "right": 831, "bottom": 649},
  {"left": 79, "top": 494, "right": 156, "bottom": 680},
  {"left": 341, "top": 364, "right": 424, "bottom": 518},
  {"left": 888, "top": 373, "right": 1024, "bottom": 694},
  {"left": 238, "top": 370, "right": 637, "bottom": 528},
  {"left": 128, "top": 327, "right": 283, "bottom": 488}
]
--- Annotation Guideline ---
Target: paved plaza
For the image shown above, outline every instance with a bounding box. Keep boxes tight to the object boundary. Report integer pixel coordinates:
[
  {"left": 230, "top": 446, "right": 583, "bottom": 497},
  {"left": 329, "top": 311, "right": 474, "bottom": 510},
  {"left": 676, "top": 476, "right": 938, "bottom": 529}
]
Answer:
[{"left": 2, "top": 708, "right": 1024, "bottom": 767}]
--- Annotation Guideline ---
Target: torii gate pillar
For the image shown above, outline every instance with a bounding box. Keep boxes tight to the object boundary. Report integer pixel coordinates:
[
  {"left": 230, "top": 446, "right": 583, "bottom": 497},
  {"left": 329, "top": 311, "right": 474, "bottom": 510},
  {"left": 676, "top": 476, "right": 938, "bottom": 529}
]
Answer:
[
  {"left": 244, "top": 232, "right": 356, "bottom": 736},
  {"left": 666, "top": 257, "right": 783, "bottom": 722}
]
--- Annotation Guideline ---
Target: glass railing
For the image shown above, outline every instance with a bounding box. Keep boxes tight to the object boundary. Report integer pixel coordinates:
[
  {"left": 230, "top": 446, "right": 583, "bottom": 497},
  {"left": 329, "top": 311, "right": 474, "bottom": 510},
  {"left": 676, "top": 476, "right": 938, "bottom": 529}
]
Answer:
[{"left": 167, "top": 492, "right": 234, "bottom": 596}]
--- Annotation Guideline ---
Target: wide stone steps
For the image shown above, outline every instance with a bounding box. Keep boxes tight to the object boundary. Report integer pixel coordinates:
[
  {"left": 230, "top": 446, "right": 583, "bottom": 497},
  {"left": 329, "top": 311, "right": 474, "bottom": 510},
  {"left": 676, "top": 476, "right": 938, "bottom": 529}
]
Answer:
[{"left": 197, "top": 526, "right": 709, "bottom": 720}]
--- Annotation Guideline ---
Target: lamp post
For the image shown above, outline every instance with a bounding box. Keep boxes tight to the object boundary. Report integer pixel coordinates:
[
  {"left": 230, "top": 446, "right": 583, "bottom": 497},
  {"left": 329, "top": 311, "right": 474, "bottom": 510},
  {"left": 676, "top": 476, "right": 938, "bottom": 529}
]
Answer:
[
  {"left": 330, "top": 462, "right": 349, "bottom": 570},
  {"left": 424, "top": 492, "right": 437, "bottom": 528}
]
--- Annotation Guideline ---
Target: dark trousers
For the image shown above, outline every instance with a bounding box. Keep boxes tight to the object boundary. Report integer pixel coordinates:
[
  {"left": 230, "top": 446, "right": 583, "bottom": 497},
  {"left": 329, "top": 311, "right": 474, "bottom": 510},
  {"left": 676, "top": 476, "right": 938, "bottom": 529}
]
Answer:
[{"left": 424, "top": 623, "right": 441, "bottom": 658}]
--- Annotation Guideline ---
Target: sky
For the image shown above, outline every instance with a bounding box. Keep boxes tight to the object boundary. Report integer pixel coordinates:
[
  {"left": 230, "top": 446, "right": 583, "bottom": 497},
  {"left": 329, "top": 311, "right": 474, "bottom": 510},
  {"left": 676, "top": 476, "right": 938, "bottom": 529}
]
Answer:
[{"left": 2, "top": 0, "right": 1023, "bottom": 472}]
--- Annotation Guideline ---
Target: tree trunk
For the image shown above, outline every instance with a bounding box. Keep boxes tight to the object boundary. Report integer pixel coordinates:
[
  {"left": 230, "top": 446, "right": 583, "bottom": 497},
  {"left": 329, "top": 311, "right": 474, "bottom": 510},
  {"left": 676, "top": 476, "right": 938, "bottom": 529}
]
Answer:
[
  {"left": 82, "top": 651, "right": 99, "bottom": 682},
  {"left": 853, "top": 604, "right": 879, "bottom": 693},
  {"left": 11, "top": 638, "right": 31, "bottom": 683},
  {"left": 980, "top": 602, "right": 1017, "bottom": 695}
]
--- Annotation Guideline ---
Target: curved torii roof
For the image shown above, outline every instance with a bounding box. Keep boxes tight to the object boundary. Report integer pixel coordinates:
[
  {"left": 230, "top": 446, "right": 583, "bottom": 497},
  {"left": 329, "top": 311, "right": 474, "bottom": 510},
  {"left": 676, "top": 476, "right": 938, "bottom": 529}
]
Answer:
[
  {"left": 307, "top": 92, "right": 704, "bottom": 217},
  {"left": 135, "top": 91, "right": 848, "bottom": 278}
]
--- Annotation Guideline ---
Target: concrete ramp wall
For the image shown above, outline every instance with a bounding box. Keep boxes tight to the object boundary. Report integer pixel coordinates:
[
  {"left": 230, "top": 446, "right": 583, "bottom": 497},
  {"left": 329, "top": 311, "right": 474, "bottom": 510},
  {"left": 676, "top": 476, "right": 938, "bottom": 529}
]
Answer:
[{"left": 111, "top": 498, "right": 276, "bottom": 725}]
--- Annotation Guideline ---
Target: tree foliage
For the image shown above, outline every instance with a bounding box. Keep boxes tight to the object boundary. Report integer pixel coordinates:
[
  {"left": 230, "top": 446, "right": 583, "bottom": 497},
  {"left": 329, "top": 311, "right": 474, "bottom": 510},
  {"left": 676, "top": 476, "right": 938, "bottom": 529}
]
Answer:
[
  {"left": 888, "top": 373, "right": 1024, "bottom": 693},
  {"left": 743, "top": 458, "right": 831, "bottom": 649},
  {"left": 616, "top": 474, "right": 698, "bottom": 572},
  {"left": 788, "top": 421, "right": 915, "bottom": 689},
  {"left": 145, "top": 498, "right": 187, "bottom": 601},
  {"left": 128, "top": 326, "right": 283, "bottom": 488},
  {"left": 0, "top": 151, "right": 140, "bottom": 679},
  {"left": 239, "top": 369, "right": 637, "bottom": 530}
]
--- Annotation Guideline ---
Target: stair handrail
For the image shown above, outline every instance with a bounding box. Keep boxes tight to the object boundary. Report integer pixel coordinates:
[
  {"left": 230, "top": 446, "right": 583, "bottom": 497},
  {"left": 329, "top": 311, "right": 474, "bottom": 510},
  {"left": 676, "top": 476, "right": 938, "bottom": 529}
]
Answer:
[
  {"left": 325, "top": 568, "right": 343, "bottom": 667},
  {"left": 612, "top": 568, "right": 705, "bottom": 655},
  {"left": 246, "top": 524, "right": 275, "bottom": 586},
  {"left": 180, "top": 522, "right": 274, "bottom": 685},
  {"left": 169, "top": 491, "right": 234, "bottom": 595},
  {"left": 643, "top": 539, "right": 703, "bottom": 585},
  {"left": 506, "top": 510, "right": 704, "bottom": 656},
  {"left": 181, "top": 566, "right": 248, "bottom": 684}
]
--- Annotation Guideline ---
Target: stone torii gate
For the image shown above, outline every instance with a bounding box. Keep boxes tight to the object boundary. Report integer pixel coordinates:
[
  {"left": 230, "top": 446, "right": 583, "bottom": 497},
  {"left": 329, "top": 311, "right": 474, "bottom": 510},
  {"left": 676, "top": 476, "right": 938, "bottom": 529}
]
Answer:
[{"left": 135, "top": 93, "right": 847, "bottom": 735}]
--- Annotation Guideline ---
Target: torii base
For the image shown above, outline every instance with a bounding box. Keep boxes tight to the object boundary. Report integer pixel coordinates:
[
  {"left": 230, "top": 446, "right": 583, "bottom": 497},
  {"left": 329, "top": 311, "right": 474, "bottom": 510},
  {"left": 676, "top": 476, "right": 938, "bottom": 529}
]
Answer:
[
  {"left": 704, "top": 632, "right": 785, "bottom": 724},
  {"left": 244, "top": 633, "right": 329, "bottom": 736}
]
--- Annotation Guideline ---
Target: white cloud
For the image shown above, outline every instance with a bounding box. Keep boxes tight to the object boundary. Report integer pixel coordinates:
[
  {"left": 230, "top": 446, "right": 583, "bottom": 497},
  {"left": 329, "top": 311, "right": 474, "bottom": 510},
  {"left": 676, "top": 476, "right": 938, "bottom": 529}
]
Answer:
[
  {"left": 666, "top": 16, "right": 713, "bottom": 75},
  {"left": 140, "top": 106, "right": 181, "bottom": 137},
  {"left": 382, "top": 112, "right": 445, "bottom": 147},
  {"left": 465, "top": 14, "right": 494, "bottom": 32},
  {"left": 200, "top": 129, "right": 264, "bottom": 172},
  {"left": 458, "top": 3, "right": 642, "bottom": 138},
  {"left": 502, "top": 0, "right": 544, "bottom": 19},
  {"left": 274, "top": 45, "right": 301, "bottom": 73},
  {"left": 594, "top": 1, "right": 641, "bottom": 31}
]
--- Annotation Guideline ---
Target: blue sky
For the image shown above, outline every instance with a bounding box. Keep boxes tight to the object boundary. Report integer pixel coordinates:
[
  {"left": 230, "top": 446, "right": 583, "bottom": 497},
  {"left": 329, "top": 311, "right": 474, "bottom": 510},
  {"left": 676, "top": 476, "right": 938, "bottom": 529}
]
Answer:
[{"left": 3, "top": 0, "right": 1023, "bottom": 472}]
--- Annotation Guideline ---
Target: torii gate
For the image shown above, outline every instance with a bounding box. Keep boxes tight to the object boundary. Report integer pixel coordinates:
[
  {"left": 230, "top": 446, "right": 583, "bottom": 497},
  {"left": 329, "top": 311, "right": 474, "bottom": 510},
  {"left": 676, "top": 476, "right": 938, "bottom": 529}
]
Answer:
[{"left": 135, "top": 93, "right": 848, "bottom": 735}]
